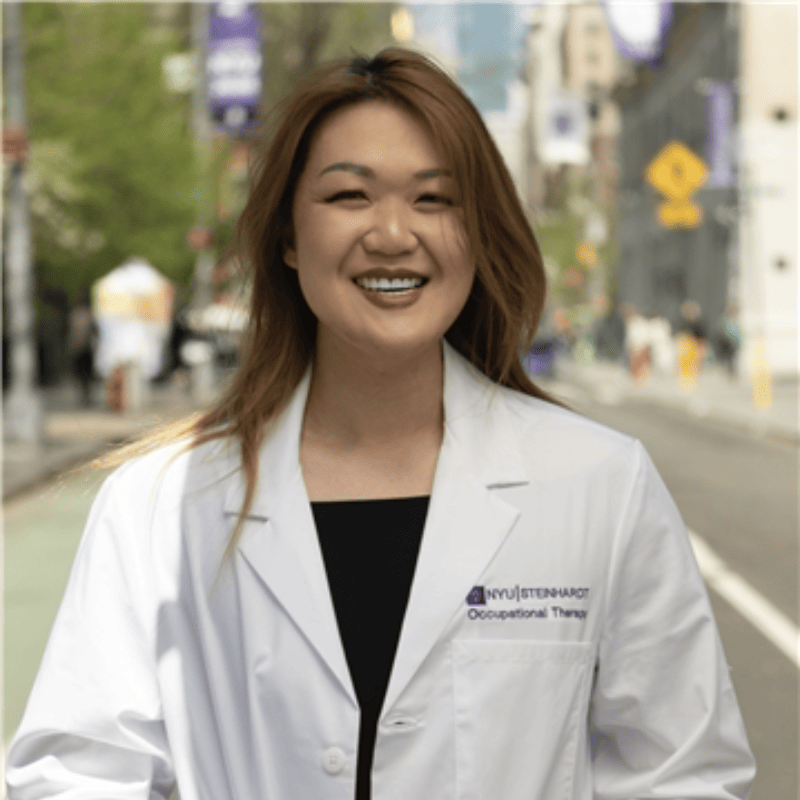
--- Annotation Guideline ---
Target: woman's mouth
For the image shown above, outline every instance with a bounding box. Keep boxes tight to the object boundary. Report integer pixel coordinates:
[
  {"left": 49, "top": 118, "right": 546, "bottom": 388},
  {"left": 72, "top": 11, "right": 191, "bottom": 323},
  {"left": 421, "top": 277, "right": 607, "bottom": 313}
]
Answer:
[{"left": 354, "top": 276, "right": 428, "bottom": 294}]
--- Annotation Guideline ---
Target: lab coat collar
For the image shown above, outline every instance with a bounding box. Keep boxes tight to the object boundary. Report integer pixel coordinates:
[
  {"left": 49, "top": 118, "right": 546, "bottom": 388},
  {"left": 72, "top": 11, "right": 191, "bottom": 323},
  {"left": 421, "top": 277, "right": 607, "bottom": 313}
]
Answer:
[
  {"left": 223, "top": 340, "right": 528, "bottom": 517},
  {"left": 225, "top": 340, "right": 532, "bottom": 706}
]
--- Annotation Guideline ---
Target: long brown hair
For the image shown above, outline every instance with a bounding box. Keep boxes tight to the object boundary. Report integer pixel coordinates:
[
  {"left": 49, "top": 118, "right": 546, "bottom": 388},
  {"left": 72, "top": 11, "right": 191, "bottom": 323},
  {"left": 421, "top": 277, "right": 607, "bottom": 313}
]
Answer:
[{"left": 113, "top": 48, "right": 557, "bottom": 552}]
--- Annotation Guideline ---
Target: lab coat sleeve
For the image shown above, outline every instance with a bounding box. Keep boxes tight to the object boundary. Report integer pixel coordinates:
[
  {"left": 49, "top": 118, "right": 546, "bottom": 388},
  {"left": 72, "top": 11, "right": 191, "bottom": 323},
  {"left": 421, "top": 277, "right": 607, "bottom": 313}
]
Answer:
[
  {"left": 5, "top": 467, "right": 175, "bottom": 800},
  {"left": 588, "top": 441, "right": 756, "bottom": 800}
]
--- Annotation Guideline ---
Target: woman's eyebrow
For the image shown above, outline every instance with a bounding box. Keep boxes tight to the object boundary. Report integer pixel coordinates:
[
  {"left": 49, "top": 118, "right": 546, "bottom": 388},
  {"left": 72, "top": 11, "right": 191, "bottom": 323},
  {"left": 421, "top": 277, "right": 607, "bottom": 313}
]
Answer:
[
  {"left": 319, "top": 162, "right": 373, "bottom": 178},
  {"left": 317, "top": 162, "right": 452, "bottom": 180},
  {"left": 414, "top": 168, "right": 452, "bottom": 180}
]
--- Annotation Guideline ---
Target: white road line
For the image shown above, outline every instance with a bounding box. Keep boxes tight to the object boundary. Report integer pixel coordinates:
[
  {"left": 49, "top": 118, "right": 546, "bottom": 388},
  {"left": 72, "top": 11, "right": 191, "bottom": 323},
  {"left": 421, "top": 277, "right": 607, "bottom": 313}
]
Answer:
[{"left": 689, "top": 530, "right": 800, "bottom": 669}]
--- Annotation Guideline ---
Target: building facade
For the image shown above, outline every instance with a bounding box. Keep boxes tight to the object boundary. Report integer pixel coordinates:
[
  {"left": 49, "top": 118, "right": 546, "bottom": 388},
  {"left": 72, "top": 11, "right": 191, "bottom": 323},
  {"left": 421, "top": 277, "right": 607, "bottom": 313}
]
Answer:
[
  {"left": 614, "top": 4, "right": 739, "bottom": 334},
  {"left": 737, "top": 2, "right": 798, "bottom": 378},
  {"left": 562, "top": 3, "right": 621, "bottom": 209},
  {"left": 613, "top": 3, "right": 797, "bottom": 377}
]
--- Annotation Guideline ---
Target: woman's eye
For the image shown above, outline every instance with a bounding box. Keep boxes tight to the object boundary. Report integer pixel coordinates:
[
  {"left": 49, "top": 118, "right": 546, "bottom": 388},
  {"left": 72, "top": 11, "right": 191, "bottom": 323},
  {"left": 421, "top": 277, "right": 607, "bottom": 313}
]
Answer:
[
  {"left": 417, "top": 193, "right": 454, "bottom": 207},
  {"left": 324, "top": 190, "right": 367, "bottom": 203}
]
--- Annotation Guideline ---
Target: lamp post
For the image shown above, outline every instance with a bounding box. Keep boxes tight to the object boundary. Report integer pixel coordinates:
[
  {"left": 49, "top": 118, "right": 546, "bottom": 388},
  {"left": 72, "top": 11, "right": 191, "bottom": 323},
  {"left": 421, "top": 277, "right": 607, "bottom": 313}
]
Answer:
[
  {"left": 3, "top": 1, "right": 43, "bottom": 445},
  {"left": 190, "top": 1, "right": 215, "bottom": 310}
]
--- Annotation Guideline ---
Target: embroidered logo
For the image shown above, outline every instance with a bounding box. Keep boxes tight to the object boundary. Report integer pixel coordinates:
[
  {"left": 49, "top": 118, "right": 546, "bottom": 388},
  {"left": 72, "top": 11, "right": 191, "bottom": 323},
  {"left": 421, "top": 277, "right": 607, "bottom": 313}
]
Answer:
[{"left": 464, "top": 583, "right": 590, "bottom": 621}]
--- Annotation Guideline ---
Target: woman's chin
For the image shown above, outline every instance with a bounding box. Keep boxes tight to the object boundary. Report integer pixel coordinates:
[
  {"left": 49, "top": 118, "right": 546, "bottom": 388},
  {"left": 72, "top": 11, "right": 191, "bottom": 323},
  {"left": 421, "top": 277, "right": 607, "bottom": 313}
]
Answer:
[{"left": 318, "top": 327, "right": 444, "bottom": 371}]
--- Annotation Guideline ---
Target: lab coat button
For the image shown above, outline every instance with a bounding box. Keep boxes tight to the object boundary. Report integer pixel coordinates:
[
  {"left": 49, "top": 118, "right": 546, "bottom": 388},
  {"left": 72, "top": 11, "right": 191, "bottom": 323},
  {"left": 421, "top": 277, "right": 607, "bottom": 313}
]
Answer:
[{"left": 322, "top": 747, "right": 347, "bottom": 775}]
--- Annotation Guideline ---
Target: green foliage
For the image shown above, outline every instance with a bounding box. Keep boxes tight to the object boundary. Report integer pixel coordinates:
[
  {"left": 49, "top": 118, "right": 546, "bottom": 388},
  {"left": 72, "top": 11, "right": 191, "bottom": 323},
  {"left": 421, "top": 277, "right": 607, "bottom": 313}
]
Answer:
[
  {"left": 20, "top": 2, "right": 197, "bottom": 294},
  {"left": 260, "top": 3, "right": 394, "bottom": 108},
  {"left": 533, "top": 213, "right": 583, "bottom": 278}
]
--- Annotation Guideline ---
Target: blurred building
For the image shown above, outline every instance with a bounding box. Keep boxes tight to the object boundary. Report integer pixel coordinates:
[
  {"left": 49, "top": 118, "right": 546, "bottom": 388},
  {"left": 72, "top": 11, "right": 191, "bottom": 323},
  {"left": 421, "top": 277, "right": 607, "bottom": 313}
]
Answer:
[
  {"left": 737, "top": 3, "right": 798, "bottom": 379},
  {"left": 612, "top": 3, "right": 797, "bottom": 378},
  {"left": 525, "top": 1, "right": 571, "bottom": 212},
  {"left": 562, "top": 4, "right": 621, "bottom": 209},
  {"left": 525, "top": 3, "right": 621, "bottom": 213},
  {"left": 405, "top": 3, "right": 529, "bottom": 202}
]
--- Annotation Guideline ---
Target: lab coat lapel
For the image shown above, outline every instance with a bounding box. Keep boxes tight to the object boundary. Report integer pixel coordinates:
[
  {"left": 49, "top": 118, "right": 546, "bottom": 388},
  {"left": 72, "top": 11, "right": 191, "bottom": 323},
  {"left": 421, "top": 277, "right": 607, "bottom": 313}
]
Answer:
[
  {"left": 382, "top": 343, "right": 530, "bottom": 713},
  {"left": 226, "top": 368, "right": 354, "bottom": 701}
]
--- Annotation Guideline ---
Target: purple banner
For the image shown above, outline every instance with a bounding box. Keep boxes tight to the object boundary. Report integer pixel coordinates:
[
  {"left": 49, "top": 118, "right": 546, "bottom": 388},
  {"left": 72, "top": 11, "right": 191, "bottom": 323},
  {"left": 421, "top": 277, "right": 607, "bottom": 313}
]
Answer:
[
  {"left": 207, "top": 2, "right": 262, "bottom": 134},
  {"left": 706, "top": 81, "right": 736, "bottom": 189},
  {"left": 602, "top": 1, "right": 673, "bottom": 65}
]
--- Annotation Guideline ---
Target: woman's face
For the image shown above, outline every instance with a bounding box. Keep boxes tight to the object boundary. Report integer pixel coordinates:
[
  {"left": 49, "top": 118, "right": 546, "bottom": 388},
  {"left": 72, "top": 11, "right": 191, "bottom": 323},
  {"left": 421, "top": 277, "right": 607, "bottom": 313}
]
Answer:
[{"left": 285, "top": 101, "right": 475, "bottom": 365}]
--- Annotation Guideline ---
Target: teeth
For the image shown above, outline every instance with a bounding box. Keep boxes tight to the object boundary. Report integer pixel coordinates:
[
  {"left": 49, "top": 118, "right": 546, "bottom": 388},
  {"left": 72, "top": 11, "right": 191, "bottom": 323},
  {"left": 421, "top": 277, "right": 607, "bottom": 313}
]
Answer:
[{"left": 356, "top": 276, "right": 425, "bottom": 293}]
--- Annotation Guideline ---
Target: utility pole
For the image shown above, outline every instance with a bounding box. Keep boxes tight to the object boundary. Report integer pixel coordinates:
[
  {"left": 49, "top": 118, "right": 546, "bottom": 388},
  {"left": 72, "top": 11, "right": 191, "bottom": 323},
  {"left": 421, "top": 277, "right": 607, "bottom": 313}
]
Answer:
[
  {"left": 3, "top": 1, "right": 43, "bottom": 445},
  {"left": 190, "top": 1, "right": 215, "bottom": 310}
]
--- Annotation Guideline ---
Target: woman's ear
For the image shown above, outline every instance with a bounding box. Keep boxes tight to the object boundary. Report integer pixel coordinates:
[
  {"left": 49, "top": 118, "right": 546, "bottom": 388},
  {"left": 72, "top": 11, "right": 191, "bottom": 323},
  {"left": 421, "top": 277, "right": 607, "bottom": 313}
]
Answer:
[
  {"left": 284, "top": 243, "right": 298, "bottom": 270},
  {"left": 282, "top": 225, "right": 297, "bottom": 269}
]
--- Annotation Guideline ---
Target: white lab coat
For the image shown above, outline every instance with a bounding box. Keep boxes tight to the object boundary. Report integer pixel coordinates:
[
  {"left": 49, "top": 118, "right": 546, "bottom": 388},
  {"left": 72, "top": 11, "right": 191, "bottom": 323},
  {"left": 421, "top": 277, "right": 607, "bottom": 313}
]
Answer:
[{"left": 7, "top": 341, "right": 755, "bottom": 800}]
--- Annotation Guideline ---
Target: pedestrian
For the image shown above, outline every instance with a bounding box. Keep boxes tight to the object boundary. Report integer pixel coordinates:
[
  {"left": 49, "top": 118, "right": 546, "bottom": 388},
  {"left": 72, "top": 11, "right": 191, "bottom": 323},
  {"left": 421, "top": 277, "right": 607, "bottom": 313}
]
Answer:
[
  {"left": 713, "top": 302, "right": 741, "bottom": 377},
  {"left": 592, "top": 300, "right": 625, "bottom": 362},
  {"left": 677, "top": 299, "right": 708, "bottom": 391},
  {"left": 622, "top": 303, "right": 652, "bottom": 382},
  {"left": 67, "top": 289, "right": 98, "bottom": 407},
  {"left": 7, "top": 49, "right": 754, "bottom": 800}
]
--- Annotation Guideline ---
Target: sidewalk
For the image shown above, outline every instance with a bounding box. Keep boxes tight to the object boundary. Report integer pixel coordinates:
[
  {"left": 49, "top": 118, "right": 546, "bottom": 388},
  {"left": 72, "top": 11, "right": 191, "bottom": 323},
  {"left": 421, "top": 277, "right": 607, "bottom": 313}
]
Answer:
[
  {"left": 3, "top": 378, "right": 204, "bottom": 501},
  {"left": 546, "top": 358, "right": 799, "bottom": 444}
]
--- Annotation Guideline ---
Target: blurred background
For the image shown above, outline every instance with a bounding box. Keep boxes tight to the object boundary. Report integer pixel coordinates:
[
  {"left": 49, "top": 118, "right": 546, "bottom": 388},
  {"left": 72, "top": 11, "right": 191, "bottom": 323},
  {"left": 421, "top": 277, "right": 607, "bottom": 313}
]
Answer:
[{"left": 2, "top": 3, "right": 797, "bottom": 797}]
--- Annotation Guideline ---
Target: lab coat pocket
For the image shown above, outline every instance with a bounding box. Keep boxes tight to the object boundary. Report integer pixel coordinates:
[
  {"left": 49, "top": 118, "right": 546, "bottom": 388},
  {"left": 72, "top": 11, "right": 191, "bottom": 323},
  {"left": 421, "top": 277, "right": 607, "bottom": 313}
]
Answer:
[{"left": 453, "top": 639, "right": 594, "bottom": 800}]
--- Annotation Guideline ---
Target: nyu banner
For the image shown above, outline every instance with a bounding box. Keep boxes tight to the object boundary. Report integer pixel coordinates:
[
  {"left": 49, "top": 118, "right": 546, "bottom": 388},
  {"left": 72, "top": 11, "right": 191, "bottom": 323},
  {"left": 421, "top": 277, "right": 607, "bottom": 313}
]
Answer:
[
  {"left": 207, "top": 2, "right": 262, "bottom": 135},
  {"left": 706, "top": 81, "right": 736, "bottom": 189}
]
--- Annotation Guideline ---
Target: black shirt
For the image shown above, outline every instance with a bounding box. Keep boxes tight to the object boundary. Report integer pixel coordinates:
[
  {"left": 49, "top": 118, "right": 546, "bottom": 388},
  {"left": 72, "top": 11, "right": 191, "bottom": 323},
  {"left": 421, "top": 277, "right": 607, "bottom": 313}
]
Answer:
[{"left": 312, "top": 496, "right": 429, "bottom": 800}]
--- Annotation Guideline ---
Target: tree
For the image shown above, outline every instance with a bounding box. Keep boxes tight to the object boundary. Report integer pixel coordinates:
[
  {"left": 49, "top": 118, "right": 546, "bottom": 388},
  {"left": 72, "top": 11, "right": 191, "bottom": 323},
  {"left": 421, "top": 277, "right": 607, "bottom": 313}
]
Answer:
[
  {"left": 18, "top": 2, "right": 197, "bottom": 295},
  {"left": 260, "top": 3, "right": 394, "bottom": 108}
]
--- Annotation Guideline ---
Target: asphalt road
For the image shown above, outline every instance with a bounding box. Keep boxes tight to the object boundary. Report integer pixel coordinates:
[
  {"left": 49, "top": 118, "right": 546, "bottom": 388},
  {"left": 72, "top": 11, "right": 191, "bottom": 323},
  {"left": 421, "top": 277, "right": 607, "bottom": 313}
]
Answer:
[
  {"left": 544, "top": 379, "right": 799, "bottom": 800},
  {"left": 5, "top": 391, "right": 798, "bottom": 797}
]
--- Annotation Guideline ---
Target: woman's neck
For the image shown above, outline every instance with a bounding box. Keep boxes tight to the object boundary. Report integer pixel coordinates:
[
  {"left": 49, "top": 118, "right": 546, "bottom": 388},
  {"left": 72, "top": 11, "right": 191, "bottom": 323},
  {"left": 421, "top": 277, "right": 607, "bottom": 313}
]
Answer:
[{"left": 303, "top": 337, "right": 445, "bottom": 450}]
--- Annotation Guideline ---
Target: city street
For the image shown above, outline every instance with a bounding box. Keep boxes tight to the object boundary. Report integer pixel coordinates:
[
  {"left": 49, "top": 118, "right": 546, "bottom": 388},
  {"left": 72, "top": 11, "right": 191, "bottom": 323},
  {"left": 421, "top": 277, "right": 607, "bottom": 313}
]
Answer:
[
  {"left": 544, "top": 378, "right": 799, "bottom": 800},
  {"left": 5, "top": 387, "right": 797, "bottom": 798},
  {"left": 3, "top": 1, "right": 797, "bottom": 797}
]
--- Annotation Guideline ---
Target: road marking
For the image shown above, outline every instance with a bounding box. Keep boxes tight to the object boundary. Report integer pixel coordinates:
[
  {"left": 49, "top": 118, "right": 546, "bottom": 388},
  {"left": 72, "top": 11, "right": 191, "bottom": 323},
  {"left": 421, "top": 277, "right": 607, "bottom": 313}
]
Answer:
[{"left": 689, "top": 530, "right": 800, "bottom": 668}]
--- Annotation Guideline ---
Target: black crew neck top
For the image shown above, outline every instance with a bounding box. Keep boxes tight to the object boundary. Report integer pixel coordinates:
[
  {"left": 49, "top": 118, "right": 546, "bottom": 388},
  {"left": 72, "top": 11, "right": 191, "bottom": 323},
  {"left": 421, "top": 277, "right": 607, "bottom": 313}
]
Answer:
[{"left": 311, "top": 495, "right": 429, "bottom": 800}]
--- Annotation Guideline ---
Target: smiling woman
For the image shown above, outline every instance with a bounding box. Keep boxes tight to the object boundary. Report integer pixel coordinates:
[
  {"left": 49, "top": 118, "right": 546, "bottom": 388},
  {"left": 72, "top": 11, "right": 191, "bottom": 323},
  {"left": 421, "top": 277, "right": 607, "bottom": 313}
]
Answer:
[
  {"left": 6, "top": 48, "right": 754, "bottom": 800},
  {"left": 284, "top": 101, "right": 474, "bottom": 362}
]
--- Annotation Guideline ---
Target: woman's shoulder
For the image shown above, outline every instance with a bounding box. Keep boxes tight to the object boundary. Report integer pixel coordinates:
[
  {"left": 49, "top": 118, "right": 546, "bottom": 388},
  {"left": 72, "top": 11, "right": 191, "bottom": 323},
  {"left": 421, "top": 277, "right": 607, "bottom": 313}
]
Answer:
[
  {"left": 497, "top": 384, "right": 642, "bottom": 476},
  {"left": 101, "top": 434, "right": 241, "bottom": 507}
]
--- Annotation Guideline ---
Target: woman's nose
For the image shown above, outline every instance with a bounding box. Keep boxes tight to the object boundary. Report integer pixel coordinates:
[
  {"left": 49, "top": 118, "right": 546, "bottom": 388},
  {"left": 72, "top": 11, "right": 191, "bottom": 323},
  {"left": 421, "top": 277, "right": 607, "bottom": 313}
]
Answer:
[{"left": 362, "top": 198, "right": 417, "bottom": 255}]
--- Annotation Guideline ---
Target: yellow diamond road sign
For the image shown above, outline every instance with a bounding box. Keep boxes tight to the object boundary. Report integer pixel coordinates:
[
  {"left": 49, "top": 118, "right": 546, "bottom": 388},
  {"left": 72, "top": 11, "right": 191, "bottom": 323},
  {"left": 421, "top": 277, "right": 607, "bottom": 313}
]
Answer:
[{"left": 646, "top": 141, "right": 708, "bottom": 229}]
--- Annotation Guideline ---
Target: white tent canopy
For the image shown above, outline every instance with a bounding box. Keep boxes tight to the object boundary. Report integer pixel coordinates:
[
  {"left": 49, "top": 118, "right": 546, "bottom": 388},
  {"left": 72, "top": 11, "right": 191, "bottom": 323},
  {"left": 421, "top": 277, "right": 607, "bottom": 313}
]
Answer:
[{"left": 92, "top": 256, "right": 173, "bottom": 379}]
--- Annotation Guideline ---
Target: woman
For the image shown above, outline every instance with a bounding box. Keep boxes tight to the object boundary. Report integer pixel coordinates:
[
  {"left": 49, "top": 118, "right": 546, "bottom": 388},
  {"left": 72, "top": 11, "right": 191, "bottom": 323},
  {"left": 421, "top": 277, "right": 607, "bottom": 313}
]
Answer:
[{"left": 7, "top": 49, "right": 754, "bottom": 800}]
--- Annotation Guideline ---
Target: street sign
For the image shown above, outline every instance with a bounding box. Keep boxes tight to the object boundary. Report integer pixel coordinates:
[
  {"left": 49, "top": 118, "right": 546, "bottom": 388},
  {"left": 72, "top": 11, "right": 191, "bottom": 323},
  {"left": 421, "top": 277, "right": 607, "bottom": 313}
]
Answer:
[
  {"left": 646, "top": 140, "right": 708, "bottom": 229},
  {"left": 657, "top": 201, "right": 703, "bottom": 229}
]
